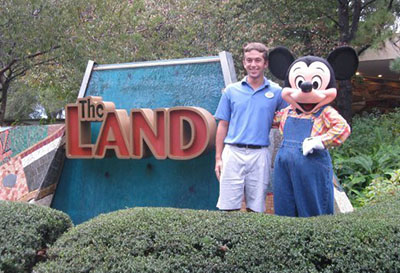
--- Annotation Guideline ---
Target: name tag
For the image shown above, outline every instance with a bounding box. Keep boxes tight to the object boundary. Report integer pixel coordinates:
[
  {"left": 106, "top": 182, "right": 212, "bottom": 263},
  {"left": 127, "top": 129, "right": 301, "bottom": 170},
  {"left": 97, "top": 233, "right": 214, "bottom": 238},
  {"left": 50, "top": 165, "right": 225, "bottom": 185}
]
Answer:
[{"left": 265, "top": 91, "right": 274, "bottom": 99}]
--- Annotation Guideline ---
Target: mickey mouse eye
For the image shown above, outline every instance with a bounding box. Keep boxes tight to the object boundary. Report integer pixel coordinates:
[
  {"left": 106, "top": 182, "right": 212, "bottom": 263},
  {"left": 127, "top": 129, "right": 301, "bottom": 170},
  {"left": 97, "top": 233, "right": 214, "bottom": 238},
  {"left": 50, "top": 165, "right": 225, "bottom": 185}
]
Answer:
[
  {"left": 312, "top": 76, "right": 322, "bottom": 90},
  {"left": 295, "top": 76, "right": 306, "bottom": 89}
]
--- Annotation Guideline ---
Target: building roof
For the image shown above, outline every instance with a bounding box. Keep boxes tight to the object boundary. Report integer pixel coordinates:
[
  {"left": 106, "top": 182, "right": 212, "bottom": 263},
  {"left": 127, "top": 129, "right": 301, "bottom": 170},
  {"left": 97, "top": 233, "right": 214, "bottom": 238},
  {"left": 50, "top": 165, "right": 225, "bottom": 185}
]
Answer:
[{"left": 358, "top": 37, "right": 400, "bottom": 81}]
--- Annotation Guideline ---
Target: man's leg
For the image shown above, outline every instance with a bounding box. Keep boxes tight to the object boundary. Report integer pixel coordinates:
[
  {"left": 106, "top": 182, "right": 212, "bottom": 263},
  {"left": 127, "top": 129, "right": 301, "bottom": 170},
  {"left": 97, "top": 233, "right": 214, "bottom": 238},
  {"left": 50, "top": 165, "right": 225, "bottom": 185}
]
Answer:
[
  {"left": 244, "top": 147, "right": 271, "bottom": 213},
  {"left": 216, "top": 145, "right": 246, "bottom": 211}
]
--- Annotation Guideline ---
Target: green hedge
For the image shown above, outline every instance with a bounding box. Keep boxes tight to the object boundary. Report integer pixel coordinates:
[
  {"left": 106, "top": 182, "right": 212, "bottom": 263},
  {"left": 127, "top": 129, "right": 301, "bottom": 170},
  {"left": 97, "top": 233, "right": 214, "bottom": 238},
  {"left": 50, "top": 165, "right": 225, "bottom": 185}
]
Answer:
[
  {"left": 0, "top": 201, "right": 72, "bottom": 273},
  {"left": 34, "top": 193, "right": 400, "bottom": 273}
]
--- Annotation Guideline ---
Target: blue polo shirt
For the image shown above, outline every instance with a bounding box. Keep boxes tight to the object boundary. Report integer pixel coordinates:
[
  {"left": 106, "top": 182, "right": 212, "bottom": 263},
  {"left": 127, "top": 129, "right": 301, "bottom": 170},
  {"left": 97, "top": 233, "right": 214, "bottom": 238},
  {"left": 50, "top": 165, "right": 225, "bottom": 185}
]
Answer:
[{"left": 215, "top": 77, "right": 287, "bottom": 146}]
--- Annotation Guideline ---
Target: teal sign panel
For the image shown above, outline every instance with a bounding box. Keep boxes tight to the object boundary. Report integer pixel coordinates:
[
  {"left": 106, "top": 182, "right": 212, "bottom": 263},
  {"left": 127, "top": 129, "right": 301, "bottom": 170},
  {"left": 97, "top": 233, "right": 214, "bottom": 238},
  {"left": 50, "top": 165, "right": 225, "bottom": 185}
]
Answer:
[{"left": 52, "top": 54, "right": 236, "bottom": 224}]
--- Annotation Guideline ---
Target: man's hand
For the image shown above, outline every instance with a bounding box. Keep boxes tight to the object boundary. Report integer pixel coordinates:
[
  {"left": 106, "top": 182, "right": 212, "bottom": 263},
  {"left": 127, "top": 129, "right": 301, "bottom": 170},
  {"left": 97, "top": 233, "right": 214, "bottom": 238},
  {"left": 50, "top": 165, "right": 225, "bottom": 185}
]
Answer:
[
  {"left": 302, "top": 136, "right": 324, "bottom": 156},
  {"left": 215, "top": 159, "right": 223, "bottom": 181}
]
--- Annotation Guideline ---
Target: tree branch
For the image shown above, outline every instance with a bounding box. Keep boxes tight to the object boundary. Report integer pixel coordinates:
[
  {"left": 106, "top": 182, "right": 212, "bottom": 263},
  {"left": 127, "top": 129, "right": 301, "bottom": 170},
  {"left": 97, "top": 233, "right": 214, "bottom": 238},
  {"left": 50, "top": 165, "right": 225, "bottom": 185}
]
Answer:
[
  {"left": 24, "top": 45, "right": 60, "bottom": 61},
  {"left": 1, "top": 44, "right": 60, "bottom": 74},
  {"left": 323, "top": 12, "right": 340, "bottom": 28},
  {"left": 9, "top": 57, "right": 58, "bottom": 81},
  {"left": 388, "top": 0, "right": 394, "bottom": 10},
  {"left": 0, "top": 60, "right": 17, "bottom": 75},
  {"left": 32, "top": 57, "right": 58, "bottom": 67},
  {"left": 357, "top": 44, "right": 371, "bottom": 56},
  {"left": 361, "top": 0, "right": 378, "bottom": 10},
  {"left": 1, "top": 45, "right": 60, "bottom": 80},
  {"left": 8, "top": 67, "right": 28, "bottom": 81}
]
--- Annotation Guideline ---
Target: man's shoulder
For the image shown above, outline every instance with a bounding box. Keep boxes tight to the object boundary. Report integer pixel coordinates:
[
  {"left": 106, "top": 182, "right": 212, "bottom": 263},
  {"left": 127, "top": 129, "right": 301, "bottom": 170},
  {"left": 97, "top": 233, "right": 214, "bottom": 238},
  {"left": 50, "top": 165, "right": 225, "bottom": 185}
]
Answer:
[
  {"left": 223, "top": 80, "right": 245, "bottom": 94},
  {"left": 229, "top": 79, "right": 246, "bottom": 89},
  {"left": 266, "top": 80, "right": 282, "bottom": 93}
]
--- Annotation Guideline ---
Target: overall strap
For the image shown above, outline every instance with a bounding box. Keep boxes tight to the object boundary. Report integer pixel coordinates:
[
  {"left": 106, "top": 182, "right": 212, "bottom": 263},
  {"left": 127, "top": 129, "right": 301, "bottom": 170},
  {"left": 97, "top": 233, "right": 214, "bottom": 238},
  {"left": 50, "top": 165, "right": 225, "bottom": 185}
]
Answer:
[{"left": 282, "top": 115, "right": 313, "bottom": 147}]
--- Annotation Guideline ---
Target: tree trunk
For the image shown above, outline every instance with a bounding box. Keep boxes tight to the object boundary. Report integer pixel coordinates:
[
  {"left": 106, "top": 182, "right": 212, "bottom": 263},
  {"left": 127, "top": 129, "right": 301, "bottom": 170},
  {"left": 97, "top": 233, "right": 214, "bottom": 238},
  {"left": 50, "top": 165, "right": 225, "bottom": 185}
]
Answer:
[
  {"left": 336, "top": 1, "right": 361, "bottom": 125},
  {"left": 336, "top": 79, "right": 353, "bottom": 125},
  {"left": 338, "top": 0, "right": 350, "bottom": 43},
  {"left": 0, "top": 81, "right": 10, "bottom": 126}
]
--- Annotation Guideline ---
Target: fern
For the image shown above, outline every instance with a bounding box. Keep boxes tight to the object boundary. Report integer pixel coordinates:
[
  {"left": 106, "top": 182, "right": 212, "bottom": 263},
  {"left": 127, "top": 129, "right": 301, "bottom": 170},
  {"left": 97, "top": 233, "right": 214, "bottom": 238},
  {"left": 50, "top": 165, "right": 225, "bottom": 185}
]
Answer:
[{"left": 331, "top": 108, "right": 400, "bottom": 207}]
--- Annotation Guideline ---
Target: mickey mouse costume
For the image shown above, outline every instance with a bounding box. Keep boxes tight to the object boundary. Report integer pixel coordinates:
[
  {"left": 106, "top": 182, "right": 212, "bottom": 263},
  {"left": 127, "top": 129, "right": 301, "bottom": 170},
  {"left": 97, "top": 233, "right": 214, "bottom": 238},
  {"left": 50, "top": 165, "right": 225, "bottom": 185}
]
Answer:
[{"left": 269, "top": 46, "right": 358, "bottom": 217}]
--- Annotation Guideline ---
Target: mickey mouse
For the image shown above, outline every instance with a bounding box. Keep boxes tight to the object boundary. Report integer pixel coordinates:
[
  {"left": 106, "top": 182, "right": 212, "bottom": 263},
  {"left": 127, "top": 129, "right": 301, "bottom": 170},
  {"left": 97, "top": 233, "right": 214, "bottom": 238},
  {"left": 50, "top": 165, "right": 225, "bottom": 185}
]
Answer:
[{"left": 269, "top": 46, "right": 358, "bottom": 217}]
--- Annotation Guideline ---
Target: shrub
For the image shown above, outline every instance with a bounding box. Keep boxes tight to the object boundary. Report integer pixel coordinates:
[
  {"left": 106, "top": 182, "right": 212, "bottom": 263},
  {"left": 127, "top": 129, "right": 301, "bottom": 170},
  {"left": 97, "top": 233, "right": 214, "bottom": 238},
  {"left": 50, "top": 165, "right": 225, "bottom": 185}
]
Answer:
[
  {"left": 331, "top": 108, "right": 400, "bottom": 205},
  {"left": 357, "top": 169, "right": 400, "bottom": 206},
  {"left": 0, "top": 201, "right": 73, "bottom": 273},
  {"left": 35, "top": 193, "right": 400, "bottom": 273}
]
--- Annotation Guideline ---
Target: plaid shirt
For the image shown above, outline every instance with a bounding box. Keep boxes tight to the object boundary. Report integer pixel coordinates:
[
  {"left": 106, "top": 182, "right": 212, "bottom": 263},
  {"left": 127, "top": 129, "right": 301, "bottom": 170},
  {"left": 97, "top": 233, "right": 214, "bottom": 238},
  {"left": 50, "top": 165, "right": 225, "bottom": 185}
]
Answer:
[{"left": 273, "top": 105, "right": 351, "bottom": 148}]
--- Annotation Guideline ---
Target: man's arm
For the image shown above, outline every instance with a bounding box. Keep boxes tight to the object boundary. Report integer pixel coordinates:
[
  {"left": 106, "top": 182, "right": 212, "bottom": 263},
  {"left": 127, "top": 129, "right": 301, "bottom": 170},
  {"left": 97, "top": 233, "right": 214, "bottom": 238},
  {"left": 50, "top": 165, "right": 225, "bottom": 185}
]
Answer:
[{"left": 215, "top": 120, "right": 229, "bottom": 181}]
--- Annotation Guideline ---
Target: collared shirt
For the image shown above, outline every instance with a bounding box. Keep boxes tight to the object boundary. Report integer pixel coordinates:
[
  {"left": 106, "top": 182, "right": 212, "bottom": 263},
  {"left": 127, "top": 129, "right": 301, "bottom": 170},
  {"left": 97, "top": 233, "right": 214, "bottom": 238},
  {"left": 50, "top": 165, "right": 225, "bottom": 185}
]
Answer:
[
  {"left": 273, "top": 105, "right": 351, "bottom": 148},
  {"left": 215, "top": 76, "right": 287, "bottom": 146}
]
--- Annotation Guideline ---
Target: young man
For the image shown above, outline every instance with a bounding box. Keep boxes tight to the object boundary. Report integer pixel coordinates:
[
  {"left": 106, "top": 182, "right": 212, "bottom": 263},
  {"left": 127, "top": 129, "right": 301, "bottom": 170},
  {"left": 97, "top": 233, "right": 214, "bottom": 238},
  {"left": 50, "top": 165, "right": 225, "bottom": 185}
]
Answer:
[{"left": 214, "top": 42, "right": 287, "bottom": 212}]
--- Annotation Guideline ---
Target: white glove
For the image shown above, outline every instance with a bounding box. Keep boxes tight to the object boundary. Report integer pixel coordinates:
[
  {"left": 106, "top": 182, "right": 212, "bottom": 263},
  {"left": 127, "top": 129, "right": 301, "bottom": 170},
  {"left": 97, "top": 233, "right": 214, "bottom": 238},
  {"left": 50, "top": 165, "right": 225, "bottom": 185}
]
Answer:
[{"left": 302, "top": 136, "right": 325, "bottom": 156}]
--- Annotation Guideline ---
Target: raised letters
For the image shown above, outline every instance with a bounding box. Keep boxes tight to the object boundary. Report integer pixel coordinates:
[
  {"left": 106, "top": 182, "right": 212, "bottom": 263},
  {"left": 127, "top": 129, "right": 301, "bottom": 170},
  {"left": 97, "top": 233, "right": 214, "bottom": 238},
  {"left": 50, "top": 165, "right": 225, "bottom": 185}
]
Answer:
[
  {"left": 65, "top": 97, "right": 216, "bottom": 160},
  {"left": 131, "top": 109, "right": 167, "bottom": 159}
]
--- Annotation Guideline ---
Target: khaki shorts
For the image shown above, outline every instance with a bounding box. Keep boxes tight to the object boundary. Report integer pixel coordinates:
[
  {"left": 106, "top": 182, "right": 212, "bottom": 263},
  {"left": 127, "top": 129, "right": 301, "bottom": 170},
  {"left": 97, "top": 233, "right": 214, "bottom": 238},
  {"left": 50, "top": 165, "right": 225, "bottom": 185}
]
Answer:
[{"left": 216, "top": 144, "right": 271, "bottom": 212}]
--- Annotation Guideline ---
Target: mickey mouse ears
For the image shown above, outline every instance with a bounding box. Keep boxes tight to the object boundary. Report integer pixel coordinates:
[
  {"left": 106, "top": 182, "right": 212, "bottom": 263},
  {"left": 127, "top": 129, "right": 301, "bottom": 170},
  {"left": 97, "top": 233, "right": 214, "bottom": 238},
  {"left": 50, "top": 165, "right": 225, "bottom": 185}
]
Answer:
[
  {"left": 269, "top": 47, "right": 294, "bottom": 80},
  {"left": 269, "top": 46, "right": 359, "bottom": 81},
  {"left": 327, "top": 46, "right": 359, "bottom": 80}
]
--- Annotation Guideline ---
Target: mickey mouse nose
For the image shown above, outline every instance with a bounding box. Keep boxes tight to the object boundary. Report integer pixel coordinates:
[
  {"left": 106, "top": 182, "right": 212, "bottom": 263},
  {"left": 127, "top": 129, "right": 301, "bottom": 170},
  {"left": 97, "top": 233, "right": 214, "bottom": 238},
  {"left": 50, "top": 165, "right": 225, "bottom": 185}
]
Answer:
[{"left": 300, "top": 82, "right": 312, "bottom": 93}]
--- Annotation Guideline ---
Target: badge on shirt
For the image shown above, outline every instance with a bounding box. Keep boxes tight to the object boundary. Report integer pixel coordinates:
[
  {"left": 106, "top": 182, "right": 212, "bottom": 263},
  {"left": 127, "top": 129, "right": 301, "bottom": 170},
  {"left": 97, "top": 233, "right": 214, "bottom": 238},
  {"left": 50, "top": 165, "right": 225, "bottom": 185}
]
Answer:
[{"left": 265, "top": 91, "right": 274, "bottom": 99}]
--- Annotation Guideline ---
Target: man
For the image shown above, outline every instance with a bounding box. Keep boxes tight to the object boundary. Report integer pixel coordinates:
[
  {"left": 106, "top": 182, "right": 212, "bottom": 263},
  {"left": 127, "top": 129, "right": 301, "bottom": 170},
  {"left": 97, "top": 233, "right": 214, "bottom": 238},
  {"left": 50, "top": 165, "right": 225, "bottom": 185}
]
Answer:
[{"left": 214, "top": 42, "right": 287, "bottom": 212}]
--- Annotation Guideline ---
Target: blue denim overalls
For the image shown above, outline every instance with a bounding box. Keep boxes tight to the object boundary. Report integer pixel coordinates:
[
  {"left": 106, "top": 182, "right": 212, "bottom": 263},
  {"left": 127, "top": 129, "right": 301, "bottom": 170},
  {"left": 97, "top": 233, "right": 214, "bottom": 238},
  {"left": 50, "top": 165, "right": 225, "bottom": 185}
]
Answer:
[{"left": 273, "top": 107, "right": 334, "bottom": 217}]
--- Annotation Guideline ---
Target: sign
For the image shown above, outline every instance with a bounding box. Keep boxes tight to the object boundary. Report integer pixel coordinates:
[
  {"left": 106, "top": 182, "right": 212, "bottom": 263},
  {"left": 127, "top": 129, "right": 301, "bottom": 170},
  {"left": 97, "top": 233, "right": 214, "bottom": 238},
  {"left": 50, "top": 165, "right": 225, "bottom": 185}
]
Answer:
[
  {"left": 65, "top": 96, "right": 216, "bottom": 160},
  {"left": 52, "top": 53, "right": 236, "bottom": 224}
]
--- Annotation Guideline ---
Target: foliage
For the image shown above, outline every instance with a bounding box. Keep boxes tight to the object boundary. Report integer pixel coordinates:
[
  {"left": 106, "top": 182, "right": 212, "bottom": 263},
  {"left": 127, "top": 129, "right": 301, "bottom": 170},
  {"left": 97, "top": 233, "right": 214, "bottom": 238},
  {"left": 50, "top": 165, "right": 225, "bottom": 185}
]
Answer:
[
  {"left": 358, "top": 169, "right": 400, "bottom": 206},
  {"left": 3, "top": 0, "right": 400, "bottom": 122},
  {"left": 35, "top": 193, "right": 400, "bottom": 273},
  {"left": 216, "top": 0, "right": 400, "bottom": 78},
  {"left": 351, "top": 0, "right": 398, "bottom": 49},
  {"left": 0, "top": 201, "right": 72, "bottom": 273},
  {"left": 331, "top": 108, "right": 400, "bottom": 206},
  {"left": 390, "top": 57, "right": 400, "bottom": 73},
  {"left": 0, "top": 0, "right": 74, "bottom": 124},
  {"left": 17, "top": 65, "right": 77, "bottom": 119},
  {"left": 213, "top": 0, "right": 339, "bottom": 79},
  {"left": 4, "top": 84, "right": 40, "bottom": 120},
  {"left": 4, "top": 0, "right": 225, "bottom": 121}
]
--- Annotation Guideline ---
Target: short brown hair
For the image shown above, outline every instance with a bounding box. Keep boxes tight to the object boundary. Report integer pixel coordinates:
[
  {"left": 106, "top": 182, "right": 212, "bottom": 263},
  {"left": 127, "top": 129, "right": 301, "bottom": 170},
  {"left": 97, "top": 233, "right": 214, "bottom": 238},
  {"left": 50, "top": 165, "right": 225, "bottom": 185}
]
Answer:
[{"left": 243, "top": 42, "right": 269, "bottom": 61}]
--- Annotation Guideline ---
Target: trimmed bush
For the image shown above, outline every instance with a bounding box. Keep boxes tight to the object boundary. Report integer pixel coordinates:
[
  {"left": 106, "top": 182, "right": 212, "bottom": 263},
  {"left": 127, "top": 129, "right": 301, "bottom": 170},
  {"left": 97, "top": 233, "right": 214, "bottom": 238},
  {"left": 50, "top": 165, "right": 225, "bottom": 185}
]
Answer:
[
  {"left": 35, "top": 193, "right": 400, "bottom": 273},
  {"left": 0, "top": 201, "right": 72, "bottom": 273}
]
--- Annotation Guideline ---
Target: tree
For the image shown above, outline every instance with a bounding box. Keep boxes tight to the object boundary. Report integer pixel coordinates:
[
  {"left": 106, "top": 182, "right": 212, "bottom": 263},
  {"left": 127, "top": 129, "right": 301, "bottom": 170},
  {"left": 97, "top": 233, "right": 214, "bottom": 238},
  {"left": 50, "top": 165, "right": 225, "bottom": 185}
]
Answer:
[
  {"left": 0, "top": 0, "right": 76, "bottom": 125},
  {"left": 275, "top": 0, "right": 400, "bottom": 122},
  {"left": 4, "top": 84, "right": 40, "bottom": 121},
  {"left": 214, "top": 0, "right": 400, "bottom": 122},
  {"left": 334, "top": 0, "right": 399, "bottom": 122},
  {"left": 3, "top": 0, "right": 399, "bottom": 124},
  {"left": 1, "top": 0, "right": 225, "bottom": 123},
  {"left": 391, "top": 57, "right": 400, "bottom": 72}
]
